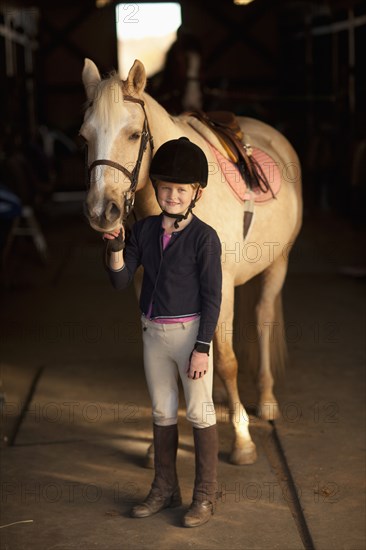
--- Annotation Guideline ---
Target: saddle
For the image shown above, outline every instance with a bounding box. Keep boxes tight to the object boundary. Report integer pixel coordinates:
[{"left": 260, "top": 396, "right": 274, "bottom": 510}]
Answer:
[{"left": 187, "top": 110, "right": 274, "bottom": 196}]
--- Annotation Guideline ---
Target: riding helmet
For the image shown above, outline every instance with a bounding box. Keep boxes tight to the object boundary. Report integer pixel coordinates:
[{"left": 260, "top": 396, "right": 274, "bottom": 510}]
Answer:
[{"left": 149, "top": 137, "right": 208, "bottom": 188}]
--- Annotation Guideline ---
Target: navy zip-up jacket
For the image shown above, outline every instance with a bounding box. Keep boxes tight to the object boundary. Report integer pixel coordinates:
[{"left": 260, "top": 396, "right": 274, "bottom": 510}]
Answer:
[{"left": 107, "top": 214, "right": 222, "bottom": 344}]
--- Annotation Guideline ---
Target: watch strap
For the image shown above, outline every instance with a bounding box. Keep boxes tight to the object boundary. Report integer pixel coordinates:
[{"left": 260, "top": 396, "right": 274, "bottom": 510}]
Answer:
[
  {"left": 194, "top": 342, "right": 210, "bottom": 355},
  {"left": 105, "top": 233, "right": 125, "bottom": 253}
]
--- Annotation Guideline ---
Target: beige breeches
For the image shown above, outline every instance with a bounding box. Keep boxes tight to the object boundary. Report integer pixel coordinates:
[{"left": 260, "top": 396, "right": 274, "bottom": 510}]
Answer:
[{"left": 141, "top": 316, "right": 216, "bottom": 428}]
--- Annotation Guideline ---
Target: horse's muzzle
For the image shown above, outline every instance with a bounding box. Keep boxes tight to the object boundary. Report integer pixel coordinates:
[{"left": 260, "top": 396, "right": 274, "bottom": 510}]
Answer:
[
  {"left": 104, "top": 200, "right": 121, "bottom": 223},
  {"left": 86, "top": 200, "right": 122, "bottom": 232}
]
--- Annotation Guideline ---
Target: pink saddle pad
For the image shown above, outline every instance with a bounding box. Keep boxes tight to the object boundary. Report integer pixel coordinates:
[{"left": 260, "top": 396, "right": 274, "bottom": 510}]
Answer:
[{"left": 209, "top": 144, "right": 282, "bottom": 203}]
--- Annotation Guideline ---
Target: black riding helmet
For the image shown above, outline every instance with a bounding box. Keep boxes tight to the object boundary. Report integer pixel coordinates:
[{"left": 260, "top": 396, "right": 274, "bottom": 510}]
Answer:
[
  {"left": 149, "top": 136, "right": 208, "bottom": 187},
  {"left": 149, "top": 137, "right": 208, "bottom": 227}
]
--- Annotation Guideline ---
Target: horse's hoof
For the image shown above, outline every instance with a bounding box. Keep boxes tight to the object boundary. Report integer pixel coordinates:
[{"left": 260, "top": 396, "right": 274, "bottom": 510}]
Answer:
[
  {"left": 258, "top": 401, "right": 280, "bottom": 421},
  {"left": 230, "top": 442, "right": 257, "bottom": 465}
]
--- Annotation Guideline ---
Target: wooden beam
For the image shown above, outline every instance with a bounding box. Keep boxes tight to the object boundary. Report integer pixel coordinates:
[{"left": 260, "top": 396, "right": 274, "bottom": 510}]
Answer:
[
  {"left": 294, "top": 12, "right": 366, "bottom": 37},
  {"left": 0, "top": 23, "right": 38, "bottom": 48}
]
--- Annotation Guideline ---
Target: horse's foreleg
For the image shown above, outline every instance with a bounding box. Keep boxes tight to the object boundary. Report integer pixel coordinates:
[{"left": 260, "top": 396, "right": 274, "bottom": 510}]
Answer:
[
  {"left": 256, "top": 257, "right": 288, "bottom": 421},
  {"left": 213, "top": 371, "right": 228, "bottom": 403},
  {"left": 214, "top": 286, "right": 257, "bottom": 465}
]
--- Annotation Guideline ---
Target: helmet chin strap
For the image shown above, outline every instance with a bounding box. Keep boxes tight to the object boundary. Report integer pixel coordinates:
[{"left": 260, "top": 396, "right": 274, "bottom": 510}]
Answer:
[
  {"left": 162, "top": 208, "right": 191, "bottom": 229},
  {"left": 161, "top": 189, "right": 200, "bottom": 229}
]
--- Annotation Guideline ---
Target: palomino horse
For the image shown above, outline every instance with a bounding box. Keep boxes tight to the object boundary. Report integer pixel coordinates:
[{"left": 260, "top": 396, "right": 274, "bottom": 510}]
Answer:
[{"left": 80, "top": 58, "right": 302, "bottom": 465}]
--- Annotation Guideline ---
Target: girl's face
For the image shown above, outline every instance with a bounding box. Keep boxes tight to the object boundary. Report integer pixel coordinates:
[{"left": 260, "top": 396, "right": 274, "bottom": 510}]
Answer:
[{"left": 156, "top": 181, "right": 199, "bottom": 215}]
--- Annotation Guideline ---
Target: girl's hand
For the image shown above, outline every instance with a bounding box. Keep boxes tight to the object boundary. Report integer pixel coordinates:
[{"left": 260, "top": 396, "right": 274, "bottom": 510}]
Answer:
[
  {"left": 102, "top": 225, "right": 124, "bottom": 241},
  {"left": 103, "top": 225, "right": 125, "bottom": 255},
  {"left": 187, "top": 350, "right": 209, "bottom": 380}
]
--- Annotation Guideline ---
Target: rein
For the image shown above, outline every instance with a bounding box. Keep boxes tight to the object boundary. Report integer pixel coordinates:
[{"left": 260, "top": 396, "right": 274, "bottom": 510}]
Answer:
[{"left": 86, "top": 94, "right": 154, "bottom": 221}]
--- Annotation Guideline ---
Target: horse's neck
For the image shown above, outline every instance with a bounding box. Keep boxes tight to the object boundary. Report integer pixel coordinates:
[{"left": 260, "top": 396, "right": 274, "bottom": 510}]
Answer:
[
  {"left": 143, "top": 92, "right": 182, "bottom": 147},
  {"left": 144, "top": 93, "right": 216, "bottom": 158},
  {"left": 135, "top": 179, "right": 160, "bottom": 219}
]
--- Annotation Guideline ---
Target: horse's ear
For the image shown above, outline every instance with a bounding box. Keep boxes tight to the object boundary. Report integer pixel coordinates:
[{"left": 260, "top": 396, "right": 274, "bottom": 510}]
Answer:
[
  {"left": 82, "top": 58, "right": 101, "bottom": 102},
  {"left": 125, "top": 59, "right": 146, "bottom": 95}
]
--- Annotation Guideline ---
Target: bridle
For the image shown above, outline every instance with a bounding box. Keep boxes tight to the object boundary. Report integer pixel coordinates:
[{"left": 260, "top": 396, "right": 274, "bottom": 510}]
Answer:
[{"left": 86, "top": 94, "right": 154, "bottom": 221}]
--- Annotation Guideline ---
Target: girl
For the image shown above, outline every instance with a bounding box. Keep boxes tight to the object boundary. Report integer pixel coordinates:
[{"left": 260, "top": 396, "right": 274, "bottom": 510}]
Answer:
[{"left": 104, "top": 137, "right": 222, "bottom": 527}]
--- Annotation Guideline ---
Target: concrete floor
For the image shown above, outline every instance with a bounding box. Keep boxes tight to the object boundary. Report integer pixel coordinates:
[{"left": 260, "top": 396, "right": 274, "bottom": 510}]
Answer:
[{"left": 0, "top": 202, "right": 365, "bottom": 550}]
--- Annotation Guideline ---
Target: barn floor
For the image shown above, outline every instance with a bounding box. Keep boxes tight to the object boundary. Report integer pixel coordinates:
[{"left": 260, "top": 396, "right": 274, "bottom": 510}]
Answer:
[{"left": 1, "top": 201, "right": 365, "bottom": 550}]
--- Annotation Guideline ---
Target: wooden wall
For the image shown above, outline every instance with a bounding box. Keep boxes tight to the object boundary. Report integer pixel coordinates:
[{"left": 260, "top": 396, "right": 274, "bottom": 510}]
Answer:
[{"left": 38, "top": 2, "right": 117, "bottom": 133}]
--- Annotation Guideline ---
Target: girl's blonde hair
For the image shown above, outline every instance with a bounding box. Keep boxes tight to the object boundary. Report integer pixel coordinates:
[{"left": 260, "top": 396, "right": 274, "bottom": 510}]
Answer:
[{"left": 154, "top": 180, "right": 201, "bottom": 191}]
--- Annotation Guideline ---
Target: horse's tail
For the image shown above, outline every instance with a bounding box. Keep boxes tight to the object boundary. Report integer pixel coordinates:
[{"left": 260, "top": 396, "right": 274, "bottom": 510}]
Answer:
[{"left": 234, "top": 274, "right": 288, "bottom": 380}]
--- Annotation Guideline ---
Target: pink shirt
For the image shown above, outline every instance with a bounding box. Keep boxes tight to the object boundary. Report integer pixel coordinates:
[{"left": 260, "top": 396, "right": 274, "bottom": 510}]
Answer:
[{"left": 146, "top": 231, "right": 200, "bottom": 324}]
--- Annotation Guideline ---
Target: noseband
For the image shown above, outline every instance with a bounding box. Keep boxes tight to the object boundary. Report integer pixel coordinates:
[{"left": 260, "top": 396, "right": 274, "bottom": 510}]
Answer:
[{"left": 87, "top": 95, "right": 154, "bottom": 221}]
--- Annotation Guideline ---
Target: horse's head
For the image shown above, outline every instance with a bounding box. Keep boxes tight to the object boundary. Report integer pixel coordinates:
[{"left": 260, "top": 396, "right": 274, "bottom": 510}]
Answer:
[{"left": 80, "top": 58, "right": 152, "bottom": 232}]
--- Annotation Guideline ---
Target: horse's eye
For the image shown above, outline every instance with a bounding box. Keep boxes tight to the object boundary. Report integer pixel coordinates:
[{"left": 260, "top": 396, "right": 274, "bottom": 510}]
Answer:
[{"left": 129, "top": 132, "right": 140, "bottom": 141}]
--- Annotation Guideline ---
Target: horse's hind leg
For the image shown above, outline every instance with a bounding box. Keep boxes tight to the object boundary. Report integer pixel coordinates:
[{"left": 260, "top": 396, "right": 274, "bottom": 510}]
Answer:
[
  {"left": 214, "top": 281, "right": 257, "bottom": 465},
  {"left": 256, "top": 256, "right": 288, "bottom": 421}
]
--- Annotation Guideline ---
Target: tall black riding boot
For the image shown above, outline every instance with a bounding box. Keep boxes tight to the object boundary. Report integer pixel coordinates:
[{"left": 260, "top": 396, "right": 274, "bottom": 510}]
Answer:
[
  {"left": 130, "top": 424, "right": 181, "bottom": 518},
  {"left": 183, "top": 424, "right": 219, "bottom": 527}
]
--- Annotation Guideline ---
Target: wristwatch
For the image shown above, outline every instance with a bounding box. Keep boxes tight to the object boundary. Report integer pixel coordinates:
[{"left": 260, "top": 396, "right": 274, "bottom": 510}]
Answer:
[
  {"left": 105, "top": 233, "right": 125, "bottom": 253},
  {"left": 194, "top": 342, "right": 210, "bottom": 355}
]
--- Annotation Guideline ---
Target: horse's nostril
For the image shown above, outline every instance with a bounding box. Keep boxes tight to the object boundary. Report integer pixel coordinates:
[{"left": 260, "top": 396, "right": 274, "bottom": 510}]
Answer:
[{"left": 105, "top": 201, "right": 121, "bottom": 222}]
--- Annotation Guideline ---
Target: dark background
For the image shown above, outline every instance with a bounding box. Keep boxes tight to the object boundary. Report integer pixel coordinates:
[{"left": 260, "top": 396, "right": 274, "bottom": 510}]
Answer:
[{"left": 1, "top": 0, "right": 366, "bottom": 218}]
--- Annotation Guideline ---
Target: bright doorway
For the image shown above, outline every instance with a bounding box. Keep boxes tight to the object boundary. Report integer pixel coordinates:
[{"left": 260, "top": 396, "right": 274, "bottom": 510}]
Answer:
[{"left": 116, "top": 2, "right": 182, "bottom": 78}]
